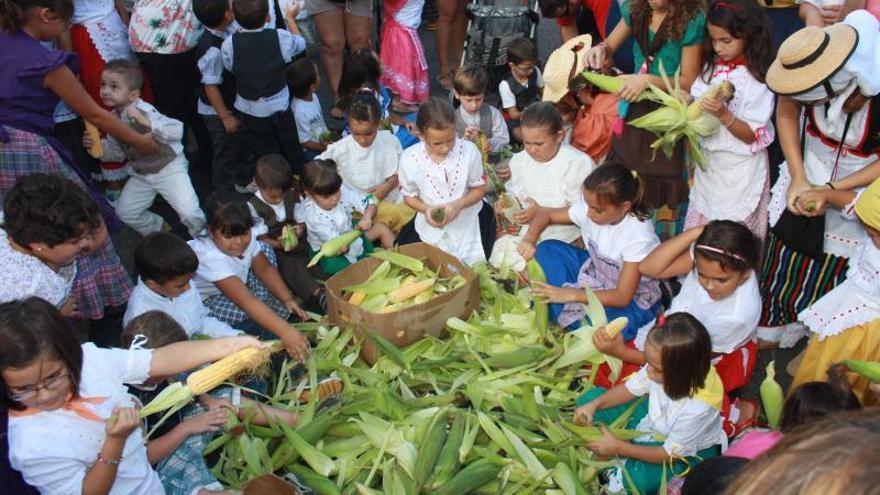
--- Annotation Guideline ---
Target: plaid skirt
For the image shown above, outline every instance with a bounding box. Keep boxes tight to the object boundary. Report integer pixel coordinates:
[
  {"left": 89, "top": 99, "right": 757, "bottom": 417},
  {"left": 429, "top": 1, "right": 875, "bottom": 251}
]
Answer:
[
  {"left": 204, "top": 242, "right": 290, "bottom": 327},
  {"left": 0, "top": 126, "right": 132, "bottom": 319}
]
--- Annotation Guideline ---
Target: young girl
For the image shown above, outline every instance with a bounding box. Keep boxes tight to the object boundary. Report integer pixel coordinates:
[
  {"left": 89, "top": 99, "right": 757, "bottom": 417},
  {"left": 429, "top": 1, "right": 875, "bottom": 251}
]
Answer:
[
  {"left": 188, "top": 193, "right": 310, "bottom": 362},
  {"left": 518, "top": 163, "right": 661, "bottom": 339},
  {"left": 295, "top": 159, "right": 395, "bottom": 276},
  {"left": 489, "top": 102, "right": 593, "bottom": 273},
  {"left": 379, "top": 0, "right": 429, "bottom": 112},
  {"left": 684, "top": 0, "right": 775, "bottom": 240},
  {"left": 0, "top": 297, "right": 265, "bottom": 494},
  {"left": 585, "top": 0, "right": 706, "bottom": 239},
  {"left": 397, "top": 97, "right": 496, "bottom": 264},
  {"left": 575, "top": 313, "right": 725, "bottom": 495}
]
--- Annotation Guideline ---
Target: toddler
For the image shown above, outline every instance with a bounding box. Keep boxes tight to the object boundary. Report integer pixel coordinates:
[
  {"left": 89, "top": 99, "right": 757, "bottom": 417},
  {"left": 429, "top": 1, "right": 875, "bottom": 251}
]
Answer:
[
  {"left": 499, "top": 37, "right": 544, "bottom": 142},
  {"left": 453, "top": 65, "right": 509, "bottom": 153},
  {"left": 289, "top": 58, "right": 330, "bottom": 161}
]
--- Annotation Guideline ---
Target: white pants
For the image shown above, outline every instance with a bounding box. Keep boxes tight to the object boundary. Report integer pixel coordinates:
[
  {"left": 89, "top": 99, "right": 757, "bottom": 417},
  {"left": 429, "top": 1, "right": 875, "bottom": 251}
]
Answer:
[{"left": 115, "top": 159, "right": 206, "bottom": 237}]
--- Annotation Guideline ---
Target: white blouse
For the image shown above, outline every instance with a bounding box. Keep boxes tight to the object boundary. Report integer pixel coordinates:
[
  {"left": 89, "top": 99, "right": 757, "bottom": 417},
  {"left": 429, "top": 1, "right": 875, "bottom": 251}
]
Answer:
[
  {"left": 0, "top": 230, "right": 76, "bottom": 308},
  {"left": 318, "top": 131, "right": 402, "bottom": 202},
  {"left": 294, "top": 185, "right": 373, "bottom": 264},
  {"left": 124, "top": 279, "right": 240, "bottom": 339},
  {"left": 188, "top": 227, "right": 263, "bottom": 299},
  {"left": 8, "top": 344, "right": 160, "bottom": 495}
]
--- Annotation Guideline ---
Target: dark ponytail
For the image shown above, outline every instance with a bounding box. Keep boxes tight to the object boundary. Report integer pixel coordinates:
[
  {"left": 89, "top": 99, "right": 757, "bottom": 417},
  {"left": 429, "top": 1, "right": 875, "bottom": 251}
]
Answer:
[
  {"left": 582, "top": 163, "right": 650, "bottom": 221},
  {"left": 0, "top": 0, "right": 73, "bottom": 32}
]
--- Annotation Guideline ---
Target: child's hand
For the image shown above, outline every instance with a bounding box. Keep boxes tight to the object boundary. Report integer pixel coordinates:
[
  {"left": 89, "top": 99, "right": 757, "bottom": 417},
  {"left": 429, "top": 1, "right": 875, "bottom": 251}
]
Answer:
[
  {"left": 463, "top": 127, "right": 480, "bottom": 142},
  {"left": 517, "top": 240, "right": 536, "bottom": 261},
  {"left": 618, "top": 74, "right": 649, "bottom": 102},
  {"left": 699, "top": 95, "right": 728, "bottom": 119},
  {"left": 820, "top": 4, "right": 843, "bottom": 25},
  {"left": 425, "top": 205, "right": 443, "bottom": 228},
  {"left": 441, "top": 201, "right": 463, "bottom": 226},
  {"left": 592, "top": 328, "right": 627, "bottom": 359},
  {"left": 356, "top": 217, "right": 373, "bottom": 231},
  {"left": 513, "top": 198, "right": 538, "bottom": 224},
  {"left": 574, "top": 402, "right": 599, "bottom": 426},
  {"left": 82, "top": 133, "right": 95, "bottom": 150},
  {"left": 283, "top": 299, "right": 307, "bottom": 321},
  {"left": 106, "top": 406, "right": 141, "bottom": 439},
  {"left": 134, "top": 133, "right": 159, "bottom": 155},
  {"left": 229, "top": 335, "right": 268, "bottom": 354},
  {"left": 294, "top": 224, "right": 305, "bottom": 237},
  {"left": 530, "top": 281, "right": 578, "bottom": 304},
  {"left": 786, "top": 178, "right": 813, "bottom": 215},
  {"left": 221, "top": 113, "right": 240, "bottom": 134},
  {"left": 404, "top": 121, "right": 417, "bottom": 134},
  {"left": 124, "top": 105, "right": 150, "bottom": 128},
  {"left": 796, "top": 188, "right": 829, "bottom": 217},
  {"left": 262, "top": 237, "right": 283, "bottom": 250},
  {"left": 586, "top": 425, "right": 621, "bottom": 457},
  {"left": 59, "top": 297, "right": 78, "bottom": 317},
  {"left": 281, "top": 327, "right": 310, "bottom": 363},
  {"left": 585, "top": 43, "right": 607, "bottom": 70},
  {"left": 182, "top": 408, "right": 229, "bottom": 435},
  {"left": 495, "top": 163, "right": 511, "bottom": 181}
]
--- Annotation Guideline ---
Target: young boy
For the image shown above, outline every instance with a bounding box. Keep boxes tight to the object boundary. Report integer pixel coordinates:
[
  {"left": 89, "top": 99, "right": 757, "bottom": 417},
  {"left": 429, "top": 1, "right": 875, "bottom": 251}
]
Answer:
[
  {"left": 85, "top": 59, "right": 207, "bottom": 237},
  {"left": 452, "top": 65, "right": 510, "bottom": 153},
  {"left": 222, "top": 0, "right": 307, "bottom": 186},
  {"left": 499, "top": 38, "right": 544, "bottom": 142},
  {"left": 247, "top": 154, "right": 326, "bottom": 311},
  {"left": 193, "top": 0, "right": 245, "bottom": 193},
  {"left": 124, "top": 232, "right": 242, "bottom": 338},
  {"left": 289, "top": 58, "right": 331, "bottom": 161}
]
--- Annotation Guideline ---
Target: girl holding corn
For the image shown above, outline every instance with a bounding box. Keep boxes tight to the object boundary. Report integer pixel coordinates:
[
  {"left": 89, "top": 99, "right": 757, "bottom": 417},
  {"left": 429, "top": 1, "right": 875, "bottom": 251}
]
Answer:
[
  {"left": 684, "top": 0, "right": 776, "bottom": 241},
  {"left": 0, "top": 297, "right": 266, "bottom": 495}
]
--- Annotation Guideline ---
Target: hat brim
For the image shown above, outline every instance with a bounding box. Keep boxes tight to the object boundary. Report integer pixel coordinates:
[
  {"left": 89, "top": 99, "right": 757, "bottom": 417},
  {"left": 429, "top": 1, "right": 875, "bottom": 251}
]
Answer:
[
  {"left": 541, "top": 34, "right": 593, "bottom": 103},
  {"left": 767, "top": 24, "right": 858, "bottom": 96}
]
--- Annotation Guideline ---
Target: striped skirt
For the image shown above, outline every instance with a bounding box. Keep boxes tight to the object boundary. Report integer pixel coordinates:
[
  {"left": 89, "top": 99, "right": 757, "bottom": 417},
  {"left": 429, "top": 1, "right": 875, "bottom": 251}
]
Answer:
[{"left": 759, "top": 231, "right": 849, "bottom": 327}]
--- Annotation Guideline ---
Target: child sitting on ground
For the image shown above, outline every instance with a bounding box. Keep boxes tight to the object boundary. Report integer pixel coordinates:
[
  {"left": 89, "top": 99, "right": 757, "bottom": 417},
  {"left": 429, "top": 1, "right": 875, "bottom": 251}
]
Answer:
[
  {"left": 499, "top": 37, "right": 544, "bottom": 142},
  {"left": 453, "top": 65, "right": 509, "bottom": 153},
  {"left": 247, "top": 155, "right": 325, "bottom": 311},
  {"left": 295, "top": 160, "right": 395, "bottom": 276},
  {"left": 83, "top": 59, "right": 207, "bottom": 237},
  {"left": 289, "top": 58, "right": 330, "bottom": 161}
]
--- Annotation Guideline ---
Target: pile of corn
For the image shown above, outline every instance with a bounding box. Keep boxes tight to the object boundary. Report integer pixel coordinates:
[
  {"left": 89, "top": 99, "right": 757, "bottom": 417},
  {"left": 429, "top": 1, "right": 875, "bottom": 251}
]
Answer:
[
  {"left": 205, "top": 263, "right": 645, "bottom": 493},
  {"left": 341, "top": 250, "right": 467, "bottom": 314}
]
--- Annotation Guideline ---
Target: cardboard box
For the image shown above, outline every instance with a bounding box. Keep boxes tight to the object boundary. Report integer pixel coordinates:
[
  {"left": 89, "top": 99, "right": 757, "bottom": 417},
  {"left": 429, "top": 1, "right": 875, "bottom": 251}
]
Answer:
[
  {"left": 242, "top": 474, "right": 301, "bottom": 495},
  {"left": 325, "top": 243, "right": 480, "bottom": 364}
]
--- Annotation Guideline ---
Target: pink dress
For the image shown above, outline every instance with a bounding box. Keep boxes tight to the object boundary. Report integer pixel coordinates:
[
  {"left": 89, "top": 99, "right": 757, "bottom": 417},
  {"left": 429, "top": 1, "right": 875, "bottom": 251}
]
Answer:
[{"left": 380, "top": 0, "right": 429, "bottom": 105}]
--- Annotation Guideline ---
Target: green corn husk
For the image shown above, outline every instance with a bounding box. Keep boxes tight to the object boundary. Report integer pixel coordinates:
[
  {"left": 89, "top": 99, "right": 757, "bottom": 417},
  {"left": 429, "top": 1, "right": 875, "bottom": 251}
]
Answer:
[
  {"left": 526, "top": 259, "right": 549, "bottom": 336},
  {"left": 845, "top": 359, "right": 880, "bottom": 382},
  {"left": 760, "top": 361, "right": 784, "bottom": 428},
  {"left": 289, "top": 464, "right": 342, "bottom": 495},
  {"left": 280, "top": 422, "right": 336, "bottom": 477},
  {"left": 308, "top": 230, "right": 361, "bottom": 268},
  {"left": 433, "top": 459, "right": 502, "bottom": 495},
  {"left": 369, "top": 250, "right": 425, "bottom": 272}
]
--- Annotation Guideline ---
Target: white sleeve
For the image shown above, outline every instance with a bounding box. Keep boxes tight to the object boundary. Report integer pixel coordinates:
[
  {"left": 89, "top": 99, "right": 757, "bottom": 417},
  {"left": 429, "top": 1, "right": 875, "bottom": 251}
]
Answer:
[
  {"left": 489, "top": 107, "right": 510, "bottom": 152},
  {"left": 462, "top": 141, "right": 486, "bottom": 188},
  {"left": 220, "top": 37, "right": 234, "bottom": 72},
  {"left": 198, "top": 47, "right": 223, "bottom": 85},
  {"left": 738, "top": 80, "right": 775, "bottom": 133},
  {"left": 619, "top": 221, "right": 660, "bottom": 263},
  {"left": 86, "top": 344, "right": 153, "bottom": 385},
  {"left": 195, "top": 249, "right": 239, "bottom": 283},
  {"left": 567, "top": 198, "right": 590, "bottom": 230},
  {"left": 623, "top": 366, "right": 651, "bottom": 397},
  {"left": 145, "top": 106, "right": 184, "bottom": 146},
  {"left": 247, "top": 202, "right": 270, "bottom": 236},
  {"left": 535, "top": 67, "right": 544, "bottom": 88},
  {"left": 397, "top": 151, "right": 421, "bottom": 197},
  {"left": 293, "top": 101, "right": 313, "bottom": 143},
  {"left": 499, "top": 80, "right": 517, "bottom": 109},
  {"left": 565, "top": 151, "right": 593, "bottom": 205},
  {"left": 278, "top": 29, "right": 306, "bottom": 62},
  {"left": 13, "top": 446, "right": 88, "bottom": 495},
  {"left": 293, "top": 201, "right": 306, "bottom": 223}
]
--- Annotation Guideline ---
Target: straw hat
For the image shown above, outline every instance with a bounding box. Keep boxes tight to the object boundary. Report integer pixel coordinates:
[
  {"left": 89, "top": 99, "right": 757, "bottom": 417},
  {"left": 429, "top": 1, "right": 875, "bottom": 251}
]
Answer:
[
  {"left": 766, "top": 24, "right": 858, "bottom": 96},
  {"left": 542, "top": 34, "right": 593, "bottom": 103}
]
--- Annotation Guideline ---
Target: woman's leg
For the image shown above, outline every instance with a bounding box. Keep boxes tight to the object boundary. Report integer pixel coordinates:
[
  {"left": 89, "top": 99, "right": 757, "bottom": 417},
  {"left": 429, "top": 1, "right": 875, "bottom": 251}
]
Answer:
[
  {"left": 343, "top": 9, "right": 372, "bottom": 51},
  {"left": 311, "top": 7, "right": 347, "bottom": 101},
  {"left": 436, "top": 0, "right": 466, "bottom": 87},
  {"left": 449, "top": 0, "right": 468, "bottom": 70}
]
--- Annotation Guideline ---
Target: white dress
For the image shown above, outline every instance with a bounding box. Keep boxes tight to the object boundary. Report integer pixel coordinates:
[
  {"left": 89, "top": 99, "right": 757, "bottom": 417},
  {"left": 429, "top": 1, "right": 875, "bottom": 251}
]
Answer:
[
  {"left": 317, "top": 131, "right": 403, "bottom": 202},
  {"left": 0, "top": 231, "right": 76, "bottom": 308},
  {"left": 294, "top": 185, "right": 374, "bottom": 264}
]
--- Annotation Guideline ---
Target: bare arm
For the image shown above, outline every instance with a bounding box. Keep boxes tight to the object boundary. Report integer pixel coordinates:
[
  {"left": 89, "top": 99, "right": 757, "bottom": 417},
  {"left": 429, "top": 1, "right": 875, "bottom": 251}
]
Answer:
[
  {"left": 616, "top": 442, "right": 671, "bottom": 464},
  {"left": 251, "top": 252, "right": 295, "bottom": 308},
  {"left": 776, "top": 96, "right": 812, "bottom": 214},
  {"left": 560, "top": 23, "right": 579, "bottom": 43},
  {"left": 149, "top": 335, "right": 262, "bottom": 377},
  {"left": 372, "top": 174, "right": 398, "bottom": 201},
  {"left": 639, "top": 226, "right": 704, "bottom": 279},
  {"left": 595, "top": 261, "right": 641, "bottom": 308},
  {"left": 799, "top": 2, "right": 824, "bottom": 26},
  {"left": 520, "top": 207, "right": 573, "bottom": 246},
  {"left": 145, "top": 425, "right": 192, "bottom": 464}
]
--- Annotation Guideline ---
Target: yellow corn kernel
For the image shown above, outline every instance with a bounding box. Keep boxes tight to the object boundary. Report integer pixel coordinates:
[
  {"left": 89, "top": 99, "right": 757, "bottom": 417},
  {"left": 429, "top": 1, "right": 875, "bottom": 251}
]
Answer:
[
  {"left": 603, "top": 317, "right": 629, "bottom": 338},
  {"left": 388, "top": 278, "right": 436, "bottom": 303},
  {"left": 186, "top": 346, "right": 269, "bottom": 395}
]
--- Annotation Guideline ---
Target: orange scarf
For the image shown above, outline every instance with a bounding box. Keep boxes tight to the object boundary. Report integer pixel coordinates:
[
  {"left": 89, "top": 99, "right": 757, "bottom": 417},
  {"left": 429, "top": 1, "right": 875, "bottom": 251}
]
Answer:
[{"left": 9, "top": 394, "right": 108, "bottom": 422}]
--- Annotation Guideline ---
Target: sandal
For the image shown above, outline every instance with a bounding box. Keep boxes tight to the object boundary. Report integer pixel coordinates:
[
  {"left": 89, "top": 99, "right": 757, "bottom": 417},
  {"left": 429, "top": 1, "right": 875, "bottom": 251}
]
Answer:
[{"left": 728, "top": 397, "right": 761, "bottom": 439}]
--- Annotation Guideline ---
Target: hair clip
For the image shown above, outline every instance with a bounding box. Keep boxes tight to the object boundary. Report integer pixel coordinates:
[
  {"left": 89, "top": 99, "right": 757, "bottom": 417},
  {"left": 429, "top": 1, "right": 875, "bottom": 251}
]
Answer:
[{"left": 695, "top": 244, "right": 746, "bottom": 262}]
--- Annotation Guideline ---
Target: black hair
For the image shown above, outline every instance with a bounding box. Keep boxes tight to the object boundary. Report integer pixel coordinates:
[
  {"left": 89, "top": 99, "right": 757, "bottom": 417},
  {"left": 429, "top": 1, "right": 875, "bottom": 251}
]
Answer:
[
  {"left": 104, "top": 58, "right": 144, "bottom": 91},
  {"left": 232, "top": 0, "right": 267, "bottom": 30},
  {"left": 254, "top": 154, "right": 294, "bottom": 190},
  {"left": 121, "top": 310, "right": 188, "bottom": 349},
  {"left": 506, "top": 37, "right": 538, "bottom": 65},
  {"left": 192, "top": 0, "right": 230, "bottom": 28},
  {"left": 134, "top": 232, "right": 199, "bottom": 284},
  {"left": 337, "top": 49, "right": 381, "bottom": 109},
  {"left": 694, "top": 220, "right": 760, "bottom": 273},
  {"left": 703, "top": 0, "right": 773, "bottom": 84},
  {"left": 537, "top": 0, "right": 568, "bottom": 19},
  {"left": 681, "top": 456, "right": 749, "bottom": 495},
  {"left": 0, "top": 0, "right": 73, "bottom": 32},
  {"left": 204, "top": 191, "right": 255, "bottom": 237},
  {"left": 416, "top": 97, "right": 456, "bottom": 134},
  {"left": 520, "top": 102, "right": 564, "bottom": 134},
  {"left": 349, "top": 89, "right": 382, "bottom": 123},
  {"left": 780, "top": 380, "right": 861, "bottom": 433},
  {"left": 582, "top": 163, "right": 650, "bottom": 221},
  {"left": 287, "top": 58, "right": 318, "bottom": 100},
  {"left": 0, "top": 298, "right": 83, "bottom": 411},
  {"left": 452, "top": 64, "right": 489, "bottom": 97},
  {"left": 646, "top": 312, "right": 713, "bottom": 400},
  {"left": 3, "top": 174, "right": 101, "bottom": 248},
  {"left": 301, "top": 159, "right": 343, "bottom": 197}
]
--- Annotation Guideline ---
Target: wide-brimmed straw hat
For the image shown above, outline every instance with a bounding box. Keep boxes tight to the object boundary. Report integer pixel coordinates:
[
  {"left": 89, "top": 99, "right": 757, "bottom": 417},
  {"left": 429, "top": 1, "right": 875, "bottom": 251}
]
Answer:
[
  {"left": 542, "top": 34, "right": 592, "bottom": 103},
  {"left": 766, "top": 24, "right": 858, "bottom": 96}
]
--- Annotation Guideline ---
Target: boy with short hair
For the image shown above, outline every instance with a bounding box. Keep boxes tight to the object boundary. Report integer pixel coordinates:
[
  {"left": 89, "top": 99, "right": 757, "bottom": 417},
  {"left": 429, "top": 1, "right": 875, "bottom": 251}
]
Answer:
[
  {"left": 288, "top": 58, "right": 330, "bottom": 161},
  {"left": 85, "top": 59, "right": 207, "bottom": 237},
  {"left": 124, "top": 232, "right": 242, "bottom": 338},
  {"left": 499, "top": 37, "right": 544, "bottom": 142},
  {"left": 452, "top": 65, "right": 510, "bottom": 153}
]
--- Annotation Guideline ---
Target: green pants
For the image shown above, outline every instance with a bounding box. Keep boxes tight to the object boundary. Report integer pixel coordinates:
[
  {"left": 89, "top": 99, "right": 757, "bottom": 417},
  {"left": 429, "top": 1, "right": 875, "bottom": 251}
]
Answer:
[
  {"left": 309, "top": 233, "right": 375, "bottom": 277},
  {"left": 577, "top": 388, "right": 719, "bottom": 495}
]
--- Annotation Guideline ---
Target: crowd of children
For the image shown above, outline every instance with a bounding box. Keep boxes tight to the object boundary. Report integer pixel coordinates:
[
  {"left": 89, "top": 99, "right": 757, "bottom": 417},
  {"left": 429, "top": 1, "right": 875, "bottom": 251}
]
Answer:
[{"left": 3, "top": 0, "right": 880, "bottom": 492}]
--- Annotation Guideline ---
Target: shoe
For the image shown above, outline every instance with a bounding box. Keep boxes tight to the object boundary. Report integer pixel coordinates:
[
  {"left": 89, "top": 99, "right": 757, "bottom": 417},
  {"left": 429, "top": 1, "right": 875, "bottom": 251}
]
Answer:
[{"left": 234, "top": 181, "right": 257, "bottom": 194}]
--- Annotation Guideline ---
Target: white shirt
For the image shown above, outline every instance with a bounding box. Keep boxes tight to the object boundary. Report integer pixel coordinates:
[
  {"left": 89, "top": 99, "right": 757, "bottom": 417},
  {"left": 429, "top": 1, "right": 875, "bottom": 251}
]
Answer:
[
  {"left": 568, "top": 199, "right": 659, "bottom": 266},
  {"left": 294, "top": 185, "right": 373, "bottom": 264},
  {"left": 456, "top": 105, "right": 509, "bottom": 153},
  {"left": 221, "top": 29, "right": 306, "bottom": 117},
  {"left": 499, "top": 67, "right": 544, "bottom": 110},
  {"left": 101, "top": 98, "right": 186, "bottom": 173},
  {"left": 398, "top": 139, "right": 487, "bottom": 264},
  {"left": 625, "top": 367, "right": 724, "bottom": 457},
  {"left": 318, "top": 131, "right": 402, "bottom": 202},
  {"left": 124, "top": 279, "right": 240, "bottom": 339},
  {"left": 188, "top": 228, "right": 263, "bottom": 299},
  {"left": 0, "top": 230, "right": 76, "bottom": 309},
  {"left": 8, "top": 344, "right": 161, "bottom": 495},
  {"left": 507, "top": 144, "right": 593, "bottom": 243},
  {"left": 292, "top": 95, "right": 328, "bottom": 143}
]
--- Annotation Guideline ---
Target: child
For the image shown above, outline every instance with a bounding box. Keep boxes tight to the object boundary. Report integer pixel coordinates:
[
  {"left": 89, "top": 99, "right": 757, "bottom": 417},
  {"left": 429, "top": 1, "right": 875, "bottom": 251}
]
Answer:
[
  {"left": 85, "top": 59, "right": 207, "bottom": 238},
  {"left": 289, "top": 58, "right": 330, "bottom": 161},
  {"left": 294, "top": 159, "right": 395, "bottom": 276},
  {"left": 188, "top": 193, "right": 310, "bottom": 361},
  {"left": 684, "top": 0, "right": 775, "bottom": 240},
  {"left": 489, "top": 102, "right": 593, "bottom": 272},
  {"left": 379, "top": 0, "right": 429, "bottom": 112},
  {"left": 222, "top": 0, "right": 307, "bottom": 182},
  {"left": 123, "top": 232, "right": 242, "bottom": 338},
  {"left": 499, "top": 37, "right": 544, "bottom": 143},
  {"left": 248, "top": 154, "right": 325, "bottom": 309},
  {"left": 398, "top": 97, "right": 496, "bottom": 264},
  {"left": 121, "top": 311, "right": 296, "bottom": 495},
  {"left": 452, "top": 65, "right": 509, "bottom": 153},
  {"left": 193, "top": 0, "right": 244, "bottom": 193},
  {"left": 518, "top": 163, "right": 661, "bottom": 339},
  {"left": 1, "top": 297, "right": 265, "bottom": 494},
  {"left": 574, "top": 313, "right": 725, "bottom": 495}
]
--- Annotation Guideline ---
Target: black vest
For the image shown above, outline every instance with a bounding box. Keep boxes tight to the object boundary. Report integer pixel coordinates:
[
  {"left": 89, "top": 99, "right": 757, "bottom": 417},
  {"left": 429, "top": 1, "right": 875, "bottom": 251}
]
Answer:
[
  {"left": 248, "top": 190, "right": 298, "bottom": 239},
  {"left": 504, "top": 70, "right": 540, "bottom": 111},
  {"left": 232, "top": 29, "right": 286, "bottom": 100},
  {"left": 195, "top": 31, "right": 236, "bottom": 110}
]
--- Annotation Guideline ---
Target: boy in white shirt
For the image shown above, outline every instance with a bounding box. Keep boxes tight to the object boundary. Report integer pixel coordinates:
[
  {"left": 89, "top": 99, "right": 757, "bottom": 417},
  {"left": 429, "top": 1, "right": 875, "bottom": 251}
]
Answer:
[
  {"left": 452, "top": 65, "right": 510, "bottom": 153},
  {"left": 124, "top": 232, "right": 241, "bottom": 338},
  {"left": 499, "top": 38, "right": 544, "bottom": 143},
  {"left": 289, "top": 57, "right": 331, "bottom": 161},
  {"left": 84, "top": 59, "right": 207, "bottom": 237}
]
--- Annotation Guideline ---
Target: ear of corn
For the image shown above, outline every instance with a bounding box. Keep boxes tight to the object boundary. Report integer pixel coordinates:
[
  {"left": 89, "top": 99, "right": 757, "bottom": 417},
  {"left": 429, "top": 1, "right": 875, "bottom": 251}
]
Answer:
[
  {"left": 362, "top": 330, "right": 408, "bottom": 369},
  {"left": 308, "top": 230, "right": 361, "bottom": 267},
  {"left": 432, "top": 458, "right": 502, "bottom": 495},
  {"left": 413, "top": 408, "right": 449, "bottom": 490},
  {"left": 429, "top": 412, "right": 466, "bottom": 489},
  {"left": 84, "top": 120, "right": 103, "bottom": 158},
  {"left": 844, "top": 359, "right": 880, "bottom": 381},
  {"left": 369, "top": 250, "right": 425, "bottom": 272},
  {"left": 603, "top": 317, "right": 629, "bottom": 339},
  {"left": 348, "top": 291, "right": 367, "bottom": 305},
  {"left": 288, "top": 464, "right": 342, "bottom": 495},
  {"left": 760, "top": 361, "right": 784, "bottom": 428},
  {"left": 484, "top": 345, "right": 548, "bottom": 369},
  {"left": 280, "top": 422, "right": 336, "bottom": 476},
  {"left": 552, "top": 462, "right": 589, "bottom": 495},
  {"left": 527, "top": 259, "right": 549, "bottom": 336},
  {"left": 186, "top": 345, "right": 273, "bottom": 395},
  {"left": 388, "top": 277, "right": 436, "bottom": 303},
  {"left": 430, "top": 207, "right": 447, "bottom": 223},
  {"left": 500, "top": 423, "right": 551, "bottom": 484},
  {"left": 280, "top": 224, "right": 299, "bottom": 252}
]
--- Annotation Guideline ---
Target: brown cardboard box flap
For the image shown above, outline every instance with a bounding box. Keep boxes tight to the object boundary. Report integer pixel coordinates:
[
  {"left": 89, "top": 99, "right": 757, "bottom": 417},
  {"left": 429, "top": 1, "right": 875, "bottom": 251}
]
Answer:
[{"left": 242, "top": 474, "right": 301, "bottom": 495}]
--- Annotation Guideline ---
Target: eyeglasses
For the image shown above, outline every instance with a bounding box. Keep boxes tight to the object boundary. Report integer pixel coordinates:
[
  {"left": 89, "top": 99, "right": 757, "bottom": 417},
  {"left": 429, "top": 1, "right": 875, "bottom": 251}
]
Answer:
[{"left": 8, "top": 371, "right": 71, "bottom": 402}]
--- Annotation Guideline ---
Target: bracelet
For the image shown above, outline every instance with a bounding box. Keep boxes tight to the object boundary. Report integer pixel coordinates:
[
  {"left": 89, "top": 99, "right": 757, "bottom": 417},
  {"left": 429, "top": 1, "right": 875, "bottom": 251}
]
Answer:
[
  {"left": 723, "top": 113, "right": 736, "bottom": 128},
  {"left": 826, "top": 181, "right": 836, "bottom": 190},
  {"left": 96, "top": 453, "right": 121, "bottom": 465}
]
